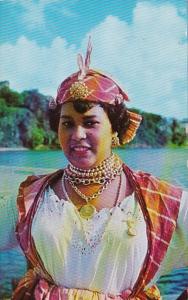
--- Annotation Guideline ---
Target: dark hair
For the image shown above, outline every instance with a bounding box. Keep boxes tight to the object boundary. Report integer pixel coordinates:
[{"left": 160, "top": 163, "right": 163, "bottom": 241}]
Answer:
[{"left": 48, "top": 100, "right": 130, "bottom": 145}]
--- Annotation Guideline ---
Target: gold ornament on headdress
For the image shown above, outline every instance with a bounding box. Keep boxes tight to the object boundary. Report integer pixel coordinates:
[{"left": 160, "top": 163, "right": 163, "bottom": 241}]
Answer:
[{"left": 69, "top": 81, "right": 90, "bottom": 100}]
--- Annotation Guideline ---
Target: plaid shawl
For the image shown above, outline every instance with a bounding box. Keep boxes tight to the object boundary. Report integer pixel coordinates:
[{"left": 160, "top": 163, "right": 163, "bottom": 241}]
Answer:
[{"left": 13, "top": 164, "right": 182, "bottom": 299}]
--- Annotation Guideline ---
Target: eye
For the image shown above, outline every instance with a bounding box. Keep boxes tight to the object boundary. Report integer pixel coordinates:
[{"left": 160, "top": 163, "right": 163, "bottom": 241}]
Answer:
[
  {"left": 84, "top": 120, "right": 99, "bottom": 127},
  {"left": 61, "top": 121, "right": 74, "bottom": 128}
]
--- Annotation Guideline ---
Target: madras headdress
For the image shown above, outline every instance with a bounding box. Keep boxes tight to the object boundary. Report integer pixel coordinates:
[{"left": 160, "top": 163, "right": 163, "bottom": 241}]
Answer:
[{"left": 50, "top": 37, "right": 142, "bottom": 143}]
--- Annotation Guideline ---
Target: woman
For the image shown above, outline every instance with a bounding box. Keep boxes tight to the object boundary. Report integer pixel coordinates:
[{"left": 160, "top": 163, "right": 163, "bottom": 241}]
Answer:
[{"left": 1, "top": 40, "right": 187, "bottom": 299}]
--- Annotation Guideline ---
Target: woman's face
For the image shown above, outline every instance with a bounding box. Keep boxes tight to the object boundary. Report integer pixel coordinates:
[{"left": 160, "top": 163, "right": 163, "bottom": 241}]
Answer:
[{"left": 58, "top": 102, "right": 113, "bottom": 169}]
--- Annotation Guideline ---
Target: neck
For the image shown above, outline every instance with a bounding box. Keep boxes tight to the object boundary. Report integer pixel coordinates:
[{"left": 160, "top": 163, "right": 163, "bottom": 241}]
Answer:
[
  {"left": 65, "top": 153, "right": 122, "bottom": 185},
  {"left": 69, "top": 153, "right": 117, "bottom": 172}
]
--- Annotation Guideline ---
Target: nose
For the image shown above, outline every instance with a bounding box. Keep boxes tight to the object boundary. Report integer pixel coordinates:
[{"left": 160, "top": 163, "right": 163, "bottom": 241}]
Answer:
[{"left": 71, "top": 125, "right": 87, "bottom": 140}]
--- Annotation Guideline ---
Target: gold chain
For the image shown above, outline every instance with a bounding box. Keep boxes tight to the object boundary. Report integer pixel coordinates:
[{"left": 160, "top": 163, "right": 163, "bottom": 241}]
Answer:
[{"left": 63, "top": 154, "right": 123, "bottom": 202}]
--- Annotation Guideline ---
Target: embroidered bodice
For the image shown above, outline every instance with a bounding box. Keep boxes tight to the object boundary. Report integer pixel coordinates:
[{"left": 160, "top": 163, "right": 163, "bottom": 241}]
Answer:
[
  {"left": 32, "top": 187, "right": 148, "bottom": 294},
  {"left": 1, "top": 167, "right": 187, "bottom": 299}
]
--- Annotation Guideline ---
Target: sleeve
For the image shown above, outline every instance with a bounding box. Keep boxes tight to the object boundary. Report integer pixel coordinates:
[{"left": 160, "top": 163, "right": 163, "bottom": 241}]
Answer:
[
  {"left": 0, "top": 191, "right": 19, "bottom": 250},
  {"left": 153, "top": 190, "right": 188, "bottom": 279}
]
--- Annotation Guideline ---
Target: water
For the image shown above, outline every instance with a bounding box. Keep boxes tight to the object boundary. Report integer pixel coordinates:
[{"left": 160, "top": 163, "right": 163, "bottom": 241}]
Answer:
[
  {"left": 0, "top": 149, "right": 187, "bottom": 299},
  {"left": 0, "top": 148, "right": 187, "bottom": 187}
]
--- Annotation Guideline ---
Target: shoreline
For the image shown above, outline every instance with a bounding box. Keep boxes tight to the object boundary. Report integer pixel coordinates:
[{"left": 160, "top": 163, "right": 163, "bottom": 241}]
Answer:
[
  {"left": 0, "top": 147, "right": 29, "bottom": 151},
  {"left": 0, "top": 145, "right": 187, "bottom": 152}
]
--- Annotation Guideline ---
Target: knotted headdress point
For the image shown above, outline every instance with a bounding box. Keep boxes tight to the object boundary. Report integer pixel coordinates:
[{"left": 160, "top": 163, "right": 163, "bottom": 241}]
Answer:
[{"left": 50, "top": 37, "right": 142, "bottom": 143}]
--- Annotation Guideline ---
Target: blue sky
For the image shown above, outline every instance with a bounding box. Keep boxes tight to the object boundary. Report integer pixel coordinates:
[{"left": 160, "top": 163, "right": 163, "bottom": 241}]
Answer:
[{"left": 0, "top": 0, "right": 187, "bottom": 119}]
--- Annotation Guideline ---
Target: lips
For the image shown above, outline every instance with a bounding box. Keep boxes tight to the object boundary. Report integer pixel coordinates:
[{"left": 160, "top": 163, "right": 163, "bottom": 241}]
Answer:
[
  {"left": 70, "top": 145, "right": 91, "bottom": 154},
  {"left": 73, "top": 146, "right": 89, "bottom": 151}
]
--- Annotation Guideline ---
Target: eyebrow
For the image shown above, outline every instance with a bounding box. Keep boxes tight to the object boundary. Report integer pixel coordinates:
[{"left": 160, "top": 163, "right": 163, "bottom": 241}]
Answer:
[
  {"left": 60, "top": 115, "right": 72, "bottom": 119},
  {"left": 60, "top": 115, "right": 97, "bottom": 119}
]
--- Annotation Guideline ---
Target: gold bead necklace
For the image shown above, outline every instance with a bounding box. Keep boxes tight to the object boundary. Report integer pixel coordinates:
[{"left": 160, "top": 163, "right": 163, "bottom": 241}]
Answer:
[{"left": 62, "top": 154, "right": 123, "bottom": 219}]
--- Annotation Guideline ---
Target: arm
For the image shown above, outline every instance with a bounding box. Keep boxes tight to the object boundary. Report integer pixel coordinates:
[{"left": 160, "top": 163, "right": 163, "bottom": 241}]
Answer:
[
  {"left": 146, "top": 189, "right": 188, "bottom": 297},
  {"left": 159, "top": 190, "right": 188, "bottom": 273},
  {"left": 0, "top": 192, "right": 18, "bottom": 250},
  {"left": 150, "top": 189, "right": 188, "bottom": 285}
]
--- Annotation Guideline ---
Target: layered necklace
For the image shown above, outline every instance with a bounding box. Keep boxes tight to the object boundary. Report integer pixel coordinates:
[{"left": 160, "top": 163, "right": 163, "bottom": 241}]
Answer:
[{"left": 62, "top": 153, "right": 123, "bottom": 219}]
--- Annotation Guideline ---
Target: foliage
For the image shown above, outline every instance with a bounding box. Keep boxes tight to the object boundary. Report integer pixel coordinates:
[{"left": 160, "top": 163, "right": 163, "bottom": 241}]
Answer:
[
  {"left": 0, "top": 82, "right": 187, "bottom": 149},
  {"left": 170, "top": 119, "right": 187, "bottom": 146},
  {"left": 0, "top": 86, "right": 24, "bottom": 107},
  {"left": 128, "top": 108, "right": 187, "bottom": 148},
  {"left": 130, "top": 109, "right": 169, "bottom": 147},
  {"left": 0, "top": 84, "right": 59, "bottom": 149},
  {"left": 28, "top": 125, "right": 45, "bottom": 148}
]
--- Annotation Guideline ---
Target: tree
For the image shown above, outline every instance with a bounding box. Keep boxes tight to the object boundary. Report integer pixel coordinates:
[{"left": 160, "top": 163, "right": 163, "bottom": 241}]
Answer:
[
  {"left": 0, "top": 86, "right": 24, "bottom": 107},
  {"left": 28, "top": 125, "right": 45, "bottom": 149},
  {"left": 0, "top": 83, "right": 186, "bottom": 149},
  {"left": 170, "top": 119, "right": 187, "bottom": 146},
  {"left": 130, "top": 109, "right": 169, "bottom": 147}
]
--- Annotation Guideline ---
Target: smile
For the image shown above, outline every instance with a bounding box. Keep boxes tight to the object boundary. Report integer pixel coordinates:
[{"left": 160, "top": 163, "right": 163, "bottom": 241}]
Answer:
[{"left": 70, "top": 146, "right": 91, "bottom": 153}]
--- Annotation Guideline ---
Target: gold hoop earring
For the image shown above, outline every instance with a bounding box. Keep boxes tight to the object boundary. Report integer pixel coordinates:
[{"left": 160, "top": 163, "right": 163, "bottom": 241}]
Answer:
[{"left": 112, "top": 132, "right": 120, "bottom": 148}]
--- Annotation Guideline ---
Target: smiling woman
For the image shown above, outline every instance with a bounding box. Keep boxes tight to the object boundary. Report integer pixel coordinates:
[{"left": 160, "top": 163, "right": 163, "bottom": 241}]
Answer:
[
  {"left": 1, "top": 39, "right": 187, "bottom": 300},
  {"left": 58, "top": 102, "right": 113, "bottom": 169}
]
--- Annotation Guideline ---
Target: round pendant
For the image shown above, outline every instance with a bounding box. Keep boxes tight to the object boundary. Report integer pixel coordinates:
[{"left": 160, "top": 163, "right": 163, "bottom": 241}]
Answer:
[
  {"left": 79, "top": 204, "right": 96, "bottom": 219},
  {"left": 127, "top": 227, "right": 137, "bottom": 236}
]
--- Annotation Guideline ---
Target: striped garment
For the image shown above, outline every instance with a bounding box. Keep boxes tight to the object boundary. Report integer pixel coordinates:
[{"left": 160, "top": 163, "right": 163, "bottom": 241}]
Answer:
[{"left": 12, "top": 164, "right": 182, "bottom": 299}]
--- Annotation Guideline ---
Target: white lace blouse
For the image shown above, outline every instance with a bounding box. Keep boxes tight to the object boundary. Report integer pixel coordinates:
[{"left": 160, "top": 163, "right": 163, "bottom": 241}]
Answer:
[
  {"left": 0, "top": 186, "right": 188, "bottom": 293},
  {"left": 31, "top": 187, "right": 148, "bottom": 294}
]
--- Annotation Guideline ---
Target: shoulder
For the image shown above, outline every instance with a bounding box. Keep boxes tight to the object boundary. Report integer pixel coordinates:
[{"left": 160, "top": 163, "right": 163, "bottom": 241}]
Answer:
[
  {"left": 19, "top": 174, "right": 47, "bottom": 187},
  {"left": 17, "top": 174, "right": 50, "bottom": 199},
  {"left": 17, "top": 169, "right": 64, "bottom": 203},
  {"left": 123, "top": 163, "right": 183, "bottom": 198},
  {"left": 19, "top": 169, "right": 64, "bottom": 190},
  {"left": 16, "top": 169, "right": 64, "bottom": 219},
  {"left": 123, "top": 163, "right": 155, "bottom": 185},
  {"left": 123, "top": 163, "right": 182, "bottom": 224}
]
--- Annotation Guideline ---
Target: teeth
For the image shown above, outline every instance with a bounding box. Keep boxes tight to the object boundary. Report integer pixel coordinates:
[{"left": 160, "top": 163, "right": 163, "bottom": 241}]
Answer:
[{"left": 73, "top": 147, "right": 88, "bottom": 151}]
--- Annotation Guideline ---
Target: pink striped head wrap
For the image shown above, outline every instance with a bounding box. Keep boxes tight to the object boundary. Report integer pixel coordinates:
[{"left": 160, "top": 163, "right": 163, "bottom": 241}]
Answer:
[{"left": 50, "top": 37, "right": 142, "bottom": 143}]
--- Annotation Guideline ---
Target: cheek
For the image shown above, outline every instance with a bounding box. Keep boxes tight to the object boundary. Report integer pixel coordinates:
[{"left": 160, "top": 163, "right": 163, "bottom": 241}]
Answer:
[
  {"left": 103, "top": 123, "right": 113, "bottom": 139},
  {"left": 97, "top": 127, "right": 112, "bottom": 147},
  {"left": 58, "top": 127, "right": 68, "bottom": 150}
]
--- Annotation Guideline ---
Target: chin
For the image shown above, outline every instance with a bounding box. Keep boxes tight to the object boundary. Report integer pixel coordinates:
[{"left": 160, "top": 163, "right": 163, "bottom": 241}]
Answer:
[
  {"left": 67, "top": 153, "right": 95, "bottom": 169},
  {"left": 70, "top": 158, "right": 96, "bottom": 169}
]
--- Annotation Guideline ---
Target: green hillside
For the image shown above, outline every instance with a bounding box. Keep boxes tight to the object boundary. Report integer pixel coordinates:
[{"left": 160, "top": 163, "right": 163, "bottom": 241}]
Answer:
[{"left": 0, "top": 82, "right": 187, "bottom": 150}]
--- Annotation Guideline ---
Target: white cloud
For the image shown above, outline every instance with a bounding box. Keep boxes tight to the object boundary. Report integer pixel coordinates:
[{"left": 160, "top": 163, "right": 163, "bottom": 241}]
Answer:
[
  {"left": 0, "top": 2, "right": 187, "bottom": 118},
  {"left": 17, "top": 0, "right": 76, "bottom": 30},
  {"left": 0, "top": 36, "right": 77, "bottom": 96},
  {"left": 83, "top": 3, "right": 187, "bottom": 118},
  {"left": 19, "top": 0, "right": 56, "bottom": 29}
]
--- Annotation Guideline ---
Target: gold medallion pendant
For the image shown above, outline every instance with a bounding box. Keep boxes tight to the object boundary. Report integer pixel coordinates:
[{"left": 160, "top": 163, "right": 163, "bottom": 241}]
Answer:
[
  {"left": 79, "top": 204, "right": 96, "bottom": 219},
  {"left": 127, "top": 227, "right": 137, "bottom": 236},
  {"left": 127, "top": 218, "right": 137, "bottom": 236}
]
